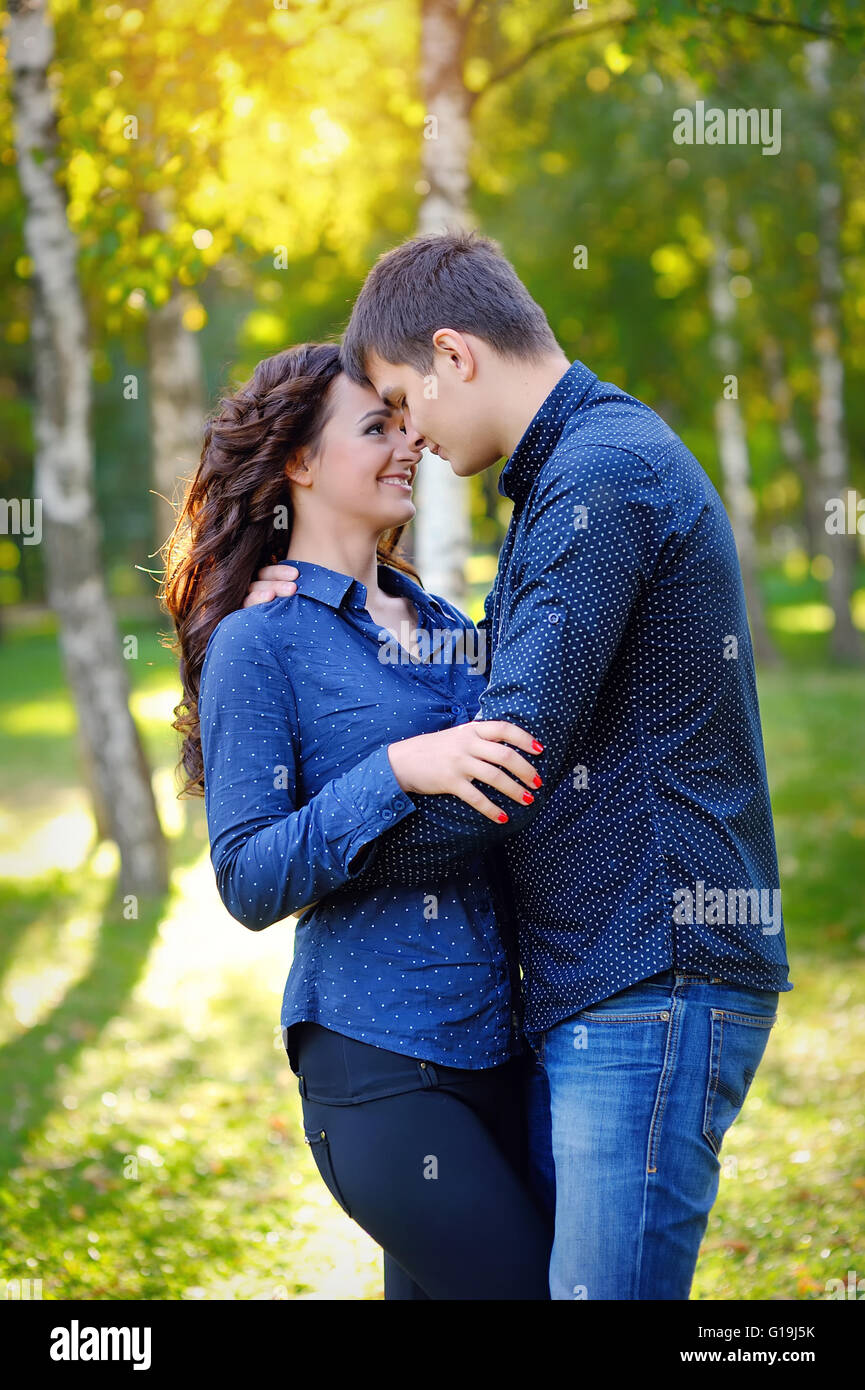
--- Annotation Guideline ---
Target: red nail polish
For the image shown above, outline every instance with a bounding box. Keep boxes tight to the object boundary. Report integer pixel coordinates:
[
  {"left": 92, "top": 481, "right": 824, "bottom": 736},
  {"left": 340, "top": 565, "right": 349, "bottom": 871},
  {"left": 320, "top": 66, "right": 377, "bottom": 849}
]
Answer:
[
  {"left": 533, "top": 775, "right": 542, "bottom": 788},
  {"left": 532, "top": 740, "right": 544, "bottom": 753},
  {"left": 497, "top": 812, "right": 508, "bottom": 823},
  {"left": 522, "top": 792, "right": 534, "bottom": 804}
]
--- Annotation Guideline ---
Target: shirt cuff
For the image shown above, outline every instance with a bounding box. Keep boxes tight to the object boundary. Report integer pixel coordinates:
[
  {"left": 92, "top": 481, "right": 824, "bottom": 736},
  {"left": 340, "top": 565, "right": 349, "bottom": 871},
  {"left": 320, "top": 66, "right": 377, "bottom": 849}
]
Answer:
[{"left": 338, "top": 742, "right": 418, "bottom": 874}]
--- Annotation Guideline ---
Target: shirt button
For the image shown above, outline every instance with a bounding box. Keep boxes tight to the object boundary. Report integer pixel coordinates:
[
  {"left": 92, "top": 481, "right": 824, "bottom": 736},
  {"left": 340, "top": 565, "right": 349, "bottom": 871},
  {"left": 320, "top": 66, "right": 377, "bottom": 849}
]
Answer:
[
  {"left": 478, "top": 898, "right": 492, "bottom": 912},
  {"left": 393, "top": 797, "right": 405, "bottom": 811},
  {"left": 382, "top": 808, "right": 393, "bottom": 820}
]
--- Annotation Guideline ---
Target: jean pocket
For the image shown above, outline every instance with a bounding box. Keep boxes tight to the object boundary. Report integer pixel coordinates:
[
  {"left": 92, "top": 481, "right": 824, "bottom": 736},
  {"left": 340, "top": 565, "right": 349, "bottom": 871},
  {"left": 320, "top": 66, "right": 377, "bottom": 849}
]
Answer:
[
  {"left": 574, "top": 977, "right": 674, "bottom": 1022},
  {"left": 577, "top": 990, "right": 672, "bottom": 1023},
  {"left": 304, "top": 1125, "right": 352, "bottom": 1218},
  {"left": 703, "top": 1007, "right": 776, "bottom": 1156}
]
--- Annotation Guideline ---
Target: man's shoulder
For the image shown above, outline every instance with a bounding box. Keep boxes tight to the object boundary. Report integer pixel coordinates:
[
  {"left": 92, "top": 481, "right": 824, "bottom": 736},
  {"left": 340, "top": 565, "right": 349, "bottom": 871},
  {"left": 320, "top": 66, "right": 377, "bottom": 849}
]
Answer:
[
  {"left": 547, "top": 380, "right": 711, "bottom": 500},
  {"left": 573, "top": 380, "right": 684, "bottom": 461}
]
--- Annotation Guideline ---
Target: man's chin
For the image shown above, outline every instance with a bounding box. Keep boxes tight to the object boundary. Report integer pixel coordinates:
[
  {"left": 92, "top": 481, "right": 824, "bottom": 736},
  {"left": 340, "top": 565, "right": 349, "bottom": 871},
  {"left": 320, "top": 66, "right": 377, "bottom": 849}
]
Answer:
[
  {"left": 444, "top": 451, "right": 473, "bottom": 476},
  {"left": 449, "top": 454, "right": 495, "bottom": 478}
]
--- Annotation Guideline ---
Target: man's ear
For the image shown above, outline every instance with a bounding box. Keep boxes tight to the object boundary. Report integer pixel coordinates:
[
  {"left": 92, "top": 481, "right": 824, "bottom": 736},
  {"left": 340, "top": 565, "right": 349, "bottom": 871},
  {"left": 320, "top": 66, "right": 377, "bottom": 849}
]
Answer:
[{"left": 431, "top": 328, "right": 476, "bottom": 382}]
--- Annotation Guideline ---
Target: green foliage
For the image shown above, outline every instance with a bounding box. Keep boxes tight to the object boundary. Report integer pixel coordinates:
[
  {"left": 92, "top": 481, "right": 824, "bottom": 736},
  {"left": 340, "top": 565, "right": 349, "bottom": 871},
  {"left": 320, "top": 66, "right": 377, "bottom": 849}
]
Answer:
[{"left": 0, "top": 627, "right": 861, "bottom": 1299}]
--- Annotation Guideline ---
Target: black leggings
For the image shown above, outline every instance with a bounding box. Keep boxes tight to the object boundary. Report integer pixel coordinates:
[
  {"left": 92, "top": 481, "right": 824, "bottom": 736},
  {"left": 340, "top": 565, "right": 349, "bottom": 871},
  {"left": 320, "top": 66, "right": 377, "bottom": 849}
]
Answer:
[{"left": 294, "top": 1021, "right": 553, "bottom": 1300}]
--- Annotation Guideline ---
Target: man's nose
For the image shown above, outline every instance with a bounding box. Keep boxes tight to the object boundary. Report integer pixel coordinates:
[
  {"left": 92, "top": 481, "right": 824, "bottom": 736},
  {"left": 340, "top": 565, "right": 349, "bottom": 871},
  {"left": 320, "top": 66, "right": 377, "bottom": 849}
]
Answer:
[{"left": 397, "top": 407, "right": 426, "bottom": 454}]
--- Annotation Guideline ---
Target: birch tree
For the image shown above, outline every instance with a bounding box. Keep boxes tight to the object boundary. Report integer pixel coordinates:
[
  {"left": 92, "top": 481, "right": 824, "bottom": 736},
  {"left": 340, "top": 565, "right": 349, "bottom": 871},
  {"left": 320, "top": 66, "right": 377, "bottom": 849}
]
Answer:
[
  {"left": 414, "top": 0, "right": 474, "bottom": 605},
  {"left": 7, "top": 0, "right": 167, "bottom": 897},
  {"left": 805, "top": 37, "right": 862, "bottom": 660},
  {"left": 706, "top": 181, "right": 777, "bottom": 665},
  {"left": 141, "top": 192, "right": 206, "bottom": 553}
]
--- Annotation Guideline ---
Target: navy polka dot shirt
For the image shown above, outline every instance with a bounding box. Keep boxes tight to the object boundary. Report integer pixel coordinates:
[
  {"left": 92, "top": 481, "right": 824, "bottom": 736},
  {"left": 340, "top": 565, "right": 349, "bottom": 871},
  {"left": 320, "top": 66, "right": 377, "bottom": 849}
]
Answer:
[
  {"left": 198, "top": 560, "right": 523, "bottom": 1074},
  {"left": 351, "top": 358, "right": 793, "bottom": 1041}
]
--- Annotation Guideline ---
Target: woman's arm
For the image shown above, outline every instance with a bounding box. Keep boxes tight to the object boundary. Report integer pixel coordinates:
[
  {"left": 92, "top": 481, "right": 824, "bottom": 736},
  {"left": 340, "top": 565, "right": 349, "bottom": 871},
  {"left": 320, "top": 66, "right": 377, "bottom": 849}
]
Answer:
[
  {"left": 199, "top": 611, "right": 539, "bottom": 930},
  {"left": 199, "top": 613, "right": 417, "bottom": 930}
]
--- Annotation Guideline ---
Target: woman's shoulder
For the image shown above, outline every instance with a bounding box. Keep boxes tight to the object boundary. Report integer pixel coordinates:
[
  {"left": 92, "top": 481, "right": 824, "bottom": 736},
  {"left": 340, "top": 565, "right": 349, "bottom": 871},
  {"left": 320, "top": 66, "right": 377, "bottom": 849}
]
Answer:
[{"left": 202, "top": 599, "right": 300, "bottom": 676}]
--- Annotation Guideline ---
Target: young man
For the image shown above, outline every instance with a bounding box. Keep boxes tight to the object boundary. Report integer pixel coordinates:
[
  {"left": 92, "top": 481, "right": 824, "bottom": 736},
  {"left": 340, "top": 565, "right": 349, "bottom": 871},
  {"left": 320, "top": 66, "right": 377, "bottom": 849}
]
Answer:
[{"left": 248, "top": 230, "right": 791, "bottom": 1299}]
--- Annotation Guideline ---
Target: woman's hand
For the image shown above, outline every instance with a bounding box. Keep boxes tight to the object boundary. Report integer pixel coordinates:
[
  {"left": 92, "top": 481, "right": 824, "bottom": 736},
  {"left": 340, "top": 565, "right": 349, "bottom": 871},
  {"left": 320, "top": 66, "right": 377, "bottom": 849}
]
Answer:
[
  {"left": 387, "top": 721, "right": 544, "bottom": 823},
  {"left": 243, "top": 564, "right": 299, "bottom": 607}
]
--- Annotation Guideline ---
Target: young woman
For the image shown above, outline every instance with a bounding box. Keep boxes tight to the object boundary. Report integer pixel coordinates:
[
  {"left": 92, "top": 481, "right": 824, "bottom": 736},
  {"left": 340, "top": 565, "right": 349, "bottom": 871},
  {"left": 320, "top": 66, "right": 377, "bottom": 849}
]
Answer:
[{"left": 161, "top": 342, "right": 553, "bottom": 1299}]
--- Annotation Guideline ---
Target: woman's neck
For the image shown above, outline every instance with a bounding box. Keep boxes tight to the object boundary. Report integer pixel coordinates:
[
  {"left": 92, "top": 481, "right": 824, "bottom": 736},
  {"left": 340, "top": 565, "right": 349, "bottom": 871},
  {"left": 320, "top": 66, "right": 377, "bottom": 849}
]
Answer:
[{"left": 286, "top": 524, "right": 382, "bottom": 598}]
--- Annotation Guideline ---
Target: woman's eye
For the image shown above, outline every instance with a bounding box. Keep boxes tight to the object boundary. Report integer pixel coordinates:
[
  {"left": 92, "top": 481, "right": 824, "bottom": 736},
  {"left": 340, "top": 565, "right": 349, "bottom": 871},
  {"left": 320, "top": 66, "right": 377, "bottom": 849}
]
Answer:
[{"left": 366, "top": 422, "right": 385, "bottom": 435}]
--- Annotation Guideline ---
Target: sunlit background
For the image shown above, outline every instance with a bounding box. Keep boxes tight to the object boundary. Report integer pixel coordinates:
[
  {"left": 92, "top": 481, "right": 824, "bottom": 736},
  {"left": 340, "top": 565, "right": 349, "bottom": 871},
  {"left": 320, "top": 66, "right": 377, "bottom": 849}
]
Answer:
[{"left": 0, "top": 0, "right": 863, "bottom": 1300}]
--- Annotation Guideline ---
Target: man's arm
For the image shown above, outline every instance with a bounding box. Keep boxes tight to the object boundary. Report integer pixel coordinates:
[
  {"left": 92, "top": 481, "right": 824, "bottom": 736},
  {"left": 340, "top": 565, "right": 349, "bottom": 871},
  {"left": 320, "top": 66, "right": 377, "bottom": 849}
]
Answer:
[{"left": 351, "top": 442, "right": 675, "bottom": 888}]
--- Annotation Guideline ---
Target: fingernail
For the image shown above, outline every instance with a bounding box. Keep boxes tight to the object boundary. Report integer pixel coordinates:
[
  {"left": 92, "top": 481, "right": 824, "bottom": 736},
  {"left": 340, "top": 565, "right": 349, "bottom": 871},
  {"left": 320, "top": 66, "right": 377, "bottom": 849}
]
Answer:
[
  {"left": 532, "top": 740, "right": 544, "bottom": 753},
  {"left": 497, "top": 812, "right": 508, "bottom": 823},
  {"left": 533, "top": 775, "right": 542, "bottom": 788},
  {"left": 522, "top": 792, "right": 534, "bottom": 804}
]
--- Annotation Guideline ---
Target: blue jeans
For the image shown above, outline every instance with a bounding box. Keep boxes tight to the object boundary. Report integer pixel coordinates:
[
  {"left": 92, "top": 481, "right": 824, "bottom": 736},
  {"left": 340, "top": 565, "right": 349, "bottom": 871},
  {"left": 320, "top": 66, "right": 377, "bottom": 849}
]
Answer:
[{"left": 524, "top": 969, "right": 779, "bottom": 1299}]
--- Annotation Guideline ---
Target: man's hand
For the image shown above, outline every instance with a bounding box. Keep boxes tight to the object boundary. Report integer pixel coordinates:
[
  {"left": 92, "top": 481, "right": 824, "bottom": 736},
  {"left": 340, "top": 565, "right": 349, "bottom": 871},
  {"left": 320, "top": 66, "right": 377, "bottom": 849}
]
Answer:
[{"left": 243, "top": 564, "right": 299, "bottom": 608}]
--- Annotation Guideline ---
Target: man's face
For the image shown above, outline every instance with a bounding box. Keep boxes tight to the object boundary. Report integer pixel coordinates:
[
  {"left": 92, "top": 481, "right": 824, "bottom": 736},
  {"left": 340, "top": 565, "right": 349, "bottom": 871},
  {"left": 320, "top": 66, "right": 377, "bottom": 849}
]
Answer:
[{"left": 364, "top": 345, "right": 502, "bottom": 479}]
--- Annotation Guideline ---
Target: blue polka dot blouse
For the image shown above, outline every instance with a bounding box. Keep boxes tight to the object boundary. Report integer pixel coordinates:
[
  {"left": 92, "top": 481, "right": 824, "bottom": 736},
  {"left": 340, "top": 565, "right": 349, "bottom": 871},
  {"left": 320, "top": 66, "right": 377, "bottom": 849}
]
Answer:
[{"left": 198, "top": 560, "right": 523, "bottom": 1073}]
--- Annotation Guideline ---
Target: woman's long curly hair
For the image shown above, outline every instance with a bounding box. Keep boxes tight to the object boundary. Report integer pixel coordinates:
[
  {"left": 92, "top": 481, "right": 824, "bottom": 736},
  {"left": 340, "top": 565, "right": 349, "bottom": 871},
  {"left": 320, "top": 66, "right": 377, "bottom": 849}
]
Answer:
[{"left": 159, "top": 341, "right": 419, "bottom": 798}]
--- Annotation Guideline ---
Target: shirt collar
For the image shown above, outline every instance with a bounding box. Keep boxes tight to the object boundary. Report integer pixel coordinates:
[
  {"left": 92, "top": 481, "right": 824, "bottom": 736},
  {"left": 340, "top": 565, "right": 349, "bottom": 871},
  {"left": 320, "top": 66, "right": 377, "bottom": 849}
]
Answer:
[
  {"left": 280, "top": 557, "right": 444, "bottom": 615},
  {"left": 497, "top": 359, "right": 597, "bottom": 508}
]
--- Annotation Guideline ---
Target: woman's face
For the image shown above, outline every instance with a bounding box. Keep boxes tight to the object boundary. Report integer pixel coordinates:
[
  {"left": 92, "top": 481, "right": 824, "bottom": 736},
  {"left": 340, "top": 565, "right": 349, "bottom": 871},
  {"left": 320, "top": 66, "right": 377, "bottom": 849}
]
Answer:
[{"left": 287, "top": 373, "right": 425, "bottom": 535}]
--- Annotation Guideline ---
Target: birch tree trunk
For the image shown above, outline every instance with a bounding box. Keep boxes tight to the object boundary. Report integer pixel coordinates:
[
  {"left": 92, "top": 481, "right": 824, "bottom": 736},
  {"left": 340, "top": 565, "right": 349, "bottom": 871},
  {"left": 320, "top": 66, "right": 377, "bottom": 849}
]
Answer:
[
  {"left": 8, "top": 0, "right": 167, "bottom": 898},
  {"left": 706, "top": 185, "right": 777, "bottom": 666},
  {"left": 760, "top": 336, "right": 823, "bottom": 559},
  {"left": 142, "top": 193, "right": 207, "bottom": 555},
  {"left": 805, "top": 39, "right": 862, "bottom": 661},
  {"left": 415, "top": 0, "right": 472, "bottom": 607}
]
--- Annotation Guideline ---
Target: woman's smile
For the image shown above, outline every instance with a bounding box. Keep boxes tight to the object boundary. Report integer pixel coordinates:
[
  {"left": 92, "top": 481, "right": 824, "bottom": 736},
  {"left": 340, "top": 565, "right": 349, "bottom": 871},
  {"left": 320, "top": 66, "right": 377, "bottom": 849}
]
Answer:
[{"left": 378, "top": 469, "right": 414, "bottom": 491}]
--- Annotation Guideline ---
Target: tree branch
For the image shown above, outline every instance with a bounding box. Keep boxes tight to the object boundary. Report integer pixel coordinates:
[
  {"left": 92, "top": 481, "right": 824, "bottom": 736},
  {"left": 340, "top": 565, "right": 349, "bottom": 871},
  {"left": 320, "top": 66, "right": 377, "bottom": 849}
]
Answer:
[
  {"left": 710, "top": 6, "right": 854, "bottom": 41},
  {"left": 469, "top": 10, "right": 639, "bottom": 109}
]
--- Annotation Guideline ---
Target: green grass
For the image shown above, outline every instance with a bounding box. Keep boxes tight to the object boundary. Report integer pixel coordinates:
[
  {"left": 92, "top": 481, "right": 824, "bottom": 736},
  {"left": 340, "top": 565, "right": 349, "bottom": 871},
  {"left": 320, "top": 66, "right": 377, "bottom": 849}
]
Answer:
[{"left": 0, "top": 620, "right": 862, "bottom": 1300}]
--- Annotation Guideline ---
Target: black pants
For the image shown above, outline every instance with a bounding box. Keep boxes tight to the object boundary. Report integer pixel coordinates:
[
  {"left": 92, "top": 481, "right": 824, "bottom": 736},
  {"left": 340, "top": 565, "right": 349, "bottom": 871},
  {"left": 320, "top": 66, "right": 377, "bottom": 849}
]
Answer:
[{"left": 294, "top": 1021, "right": 553, "bottom": 1299}]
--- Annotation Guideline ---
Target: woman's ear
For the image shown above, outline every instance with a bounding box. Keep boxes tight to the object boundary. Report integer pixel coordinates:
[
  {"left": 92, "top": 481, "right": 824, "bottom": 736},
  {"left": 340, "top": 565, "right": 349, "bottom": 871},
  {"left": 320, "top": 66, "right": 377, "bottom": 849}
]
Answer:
[{"left": 284, "top": 448, "right": 313, "bottom": 486}]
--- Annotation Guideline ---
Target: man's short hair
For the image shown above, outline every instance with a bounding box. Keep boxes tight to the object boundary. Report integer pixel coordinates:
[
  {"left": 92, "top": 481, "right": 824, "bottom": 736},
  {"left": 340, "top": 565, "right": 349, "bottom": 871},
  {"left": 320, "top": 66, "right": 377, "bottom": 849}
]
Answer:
[{"left": 340, "top": 229, "right": 559, "bottom": 385}]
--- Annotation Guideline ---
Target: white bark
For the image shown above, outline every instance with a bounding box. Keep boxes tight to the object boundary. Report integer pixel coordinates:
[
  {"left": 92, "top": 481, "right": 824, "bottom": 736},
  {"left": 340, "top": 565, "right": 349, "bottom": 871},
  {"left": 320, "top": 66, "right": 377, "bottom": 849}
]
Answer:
[
  {"left": 8, "top": 0, "right": 167, "bottom": 897},
  {"left": 760, "top": 336, "right": 823, "bottom": 558},
  {"left": 805, "top": 39, "right": 861, "bottom": 660},
  {"left": 706, "top": 185, "right": 776, "bottom": 665},
  {"left": 142, "top": 192, "right": 207, "bottom": 553},
  {"left": 415, "top": 0, "right": 472, "bottom": 607}
]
